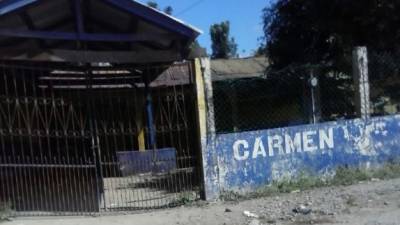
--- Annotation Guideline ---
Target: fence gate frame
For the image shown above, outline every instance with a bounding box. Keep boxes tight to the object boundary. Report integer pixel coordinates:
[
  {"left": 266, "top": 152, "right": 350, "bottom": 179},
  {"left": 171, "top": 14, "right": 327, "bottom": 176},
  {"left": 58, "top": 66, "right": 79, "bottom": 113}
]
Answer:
[
  {"left": 0, "top": 60, "right": 204, "bottom": 216},
  {"left": 0, "top": 0, "right": 203, "bottom": 215}
]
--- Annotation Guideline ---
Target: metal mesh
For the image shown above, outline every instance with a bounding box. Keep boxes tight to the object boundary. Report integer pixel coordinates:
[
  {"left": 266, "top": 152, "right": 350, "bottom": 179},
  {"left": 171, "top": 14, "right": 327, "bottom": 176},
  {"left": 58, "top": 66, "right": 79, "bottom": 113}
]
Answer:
[
  {"left": 213, "top": 65, "right": 356, "bottom": 134},
  {"left": 369, "top": 51, "right": 400, "bottom": 116}
]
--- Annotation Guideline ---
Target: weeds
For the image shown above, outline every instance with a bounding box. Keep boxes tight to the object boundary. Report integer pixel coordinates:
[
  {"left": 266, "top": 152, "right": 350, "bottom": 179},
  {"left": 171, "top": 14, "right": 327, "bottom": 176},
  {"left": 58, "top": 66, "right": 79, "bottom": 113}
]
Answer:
[
  {"left": 168, "top": 192, "right": 198, "bottom": 207},
  {"left": 331, "top": 163, "right": 400, "bottom": 186},
  {"left": 330, "top": 167, "right": 370, "bottom": 186},
  {"left": 220, "top": 163, "right": 400, "bottom": 202}
]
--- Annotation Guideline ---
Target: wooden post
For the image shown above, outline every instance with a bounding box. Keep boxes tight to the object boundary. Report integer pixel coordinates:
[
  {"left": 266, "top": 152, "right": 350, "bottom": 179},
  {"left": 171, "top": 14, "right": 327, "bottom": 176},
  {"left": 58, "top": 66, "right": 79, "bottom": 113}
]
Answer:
[
  {"left": 194, "top": 58, "right": 219, "bottom": 200},
  {"left": 353, "top": 46, "right": 371, "bottom": 120}
]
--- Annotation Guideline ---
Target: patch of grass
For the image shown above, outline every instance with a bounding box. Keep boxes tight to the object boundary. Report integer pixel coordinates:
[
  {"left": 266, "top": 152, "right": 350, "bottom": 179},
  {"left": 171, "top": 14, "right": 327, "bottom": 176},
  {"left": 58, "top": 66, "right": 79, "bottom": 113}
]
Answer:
[
  {"left": 168, "top": 192, "right": 198, "bottom": 207},
  {"left": 273, "top": 173, "right": 327, "bottom": 193},
  {"left": 220, "top": 190, "right": 245, "bottom": 201},
  {"left": 331, "top": 163, "right": 400, "bottom": 186},
  {"left": 221, "top": 173, "right": 328, "bottom": 201},
  {"left": 330, "top": 166, "right": 370, "bottom": 186},
  {"left": 371, "top": 163, "right": 400, "bottom": 180},
  {"left": 220, "top": 162, "right": 400, "bottom": 201}
]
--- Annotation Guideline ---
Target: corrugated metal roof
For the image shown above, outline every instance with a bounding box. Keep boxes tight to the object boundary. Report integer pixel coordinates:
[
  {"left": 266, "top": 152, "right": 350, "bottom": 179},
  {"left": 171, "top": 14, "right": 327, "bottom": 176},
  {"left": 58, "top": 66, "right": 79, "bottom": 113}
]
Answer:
[{"left": 211, "top": 57, "right": 269, "bottom": 81}]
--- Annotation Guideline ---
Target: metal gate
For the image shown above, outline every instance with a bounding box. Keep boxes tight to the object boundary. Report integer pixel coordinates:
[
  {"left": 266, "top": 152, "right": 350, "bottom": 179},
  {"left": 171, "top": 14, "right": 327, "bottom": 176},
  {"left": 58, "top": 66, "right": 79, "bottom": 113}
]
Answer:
[{"left": 0, "top": 61, "right": 202, "bottom": 216}]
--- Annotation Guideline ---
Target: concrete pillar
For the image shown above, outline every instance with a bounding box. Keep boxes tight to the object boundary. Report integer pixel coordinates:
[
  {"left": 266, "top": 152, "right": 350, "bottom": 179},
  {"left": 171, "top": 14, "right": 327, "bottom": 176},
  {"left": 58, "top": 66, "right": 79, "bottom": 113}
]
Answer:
[
  {"left": 194, "top": 58, "right": 219, "bottom": 200},
  {"left": 353, "top": 47, "right": 371, "bottom": 120}
]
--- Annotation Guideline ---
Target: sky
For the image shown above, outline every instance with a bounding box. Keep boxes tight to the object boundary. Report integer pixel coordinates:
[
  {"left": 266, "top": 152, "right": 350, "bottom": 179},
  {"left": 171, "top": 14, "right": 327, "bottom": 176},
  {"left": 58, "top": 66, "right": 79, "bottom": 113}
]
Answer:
[{"left": 138, "top": 0, "right": 271, "bottom": 56}]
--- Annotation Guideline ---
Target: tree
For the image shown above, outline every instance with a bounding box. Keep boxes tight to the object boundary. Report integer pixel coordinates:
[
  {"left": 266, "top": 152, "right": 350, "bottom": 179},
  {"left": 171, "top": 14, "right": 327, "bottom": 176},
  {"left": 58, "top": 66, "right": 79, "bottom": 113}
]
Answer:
[
  {"left": 147, "top": 1, "right": 173, "bottom": 15},
  {"left": 164, "top": 6, "right": 173, "bottom": 15},
  {"left": 210, "top": 21, "right": 238, "bottom": 59},
  {"left": 253, "top": 44, "right": 266, "bottom": 57},
  {"left": 262, "top": 0, "right": 400, "bottom": 69},
  {"left": 146, "top": 1, "right": 158, "bottom": 9}
]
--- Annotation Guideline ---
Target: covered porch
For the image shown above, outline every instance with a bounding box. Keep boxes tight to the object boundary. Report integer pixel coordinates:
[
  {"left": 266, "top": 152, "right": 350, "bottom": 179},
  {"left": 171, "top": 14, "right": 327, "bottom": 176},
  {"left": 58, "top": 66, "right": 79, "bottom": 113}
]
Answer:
[{"left": 0, "top": 0, "right": 203, "bottom": 214}]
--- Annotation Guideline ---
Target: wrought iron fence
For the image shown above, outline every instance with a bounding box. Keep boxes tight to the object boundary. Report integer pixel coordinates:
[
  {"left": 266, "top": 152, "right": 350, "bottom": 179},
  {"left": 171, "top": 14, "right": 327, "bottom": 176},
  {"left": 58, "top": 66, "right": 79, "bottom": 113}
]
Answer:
[
  {"left": 0, "top": 61, "right": 202, "bottom": 216},
  {"left": 213, "top": 64, "right": 356, "bottom": 134}
]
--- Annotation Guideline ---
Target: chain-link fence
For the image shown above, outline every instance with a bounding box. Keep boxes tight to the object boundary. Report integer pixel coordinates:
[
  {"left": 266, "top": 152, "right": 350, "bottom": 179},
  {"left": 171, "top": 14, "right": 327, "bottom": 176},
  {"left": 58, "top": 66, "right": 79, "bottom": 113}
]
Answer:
[
  {"left": 369, "top": 51, "right": 400, "bottom": 116},
  {"left": 213, "top": 63, "right": 356, "bottom": 134}
]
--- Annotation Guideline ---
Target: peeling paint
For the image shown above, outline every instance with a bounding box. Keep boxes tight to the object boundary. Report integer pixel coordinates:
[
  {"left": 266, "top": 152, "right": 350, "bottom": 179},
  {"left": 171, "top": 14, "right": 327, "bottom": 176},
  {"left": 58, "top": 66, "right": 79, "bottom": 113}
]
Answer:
[{"left": 208, "top": 115, "right": 400, "bottom": 194}]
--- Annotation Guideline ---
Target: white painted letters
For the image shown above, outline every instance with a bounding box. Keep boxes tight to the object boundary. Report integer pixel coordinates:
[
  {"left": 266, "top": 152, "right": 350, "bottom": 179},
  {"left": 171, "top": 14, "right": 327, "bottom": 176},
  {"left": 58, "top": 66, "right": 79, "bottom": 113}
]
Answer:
[
  {"left": 233, "top": 140, "right": 249, "bottom": 161},
  {"left": 268, "top": 135, "right": 284, "bottom": 156},
  {"left": 232, "top": 128, "right": 335, "bottom": 161},
  {"left": 303, "top": 131, "right": 318, "bottom": 152},
  {"left": 252, "top": 137, "right": 267, "bottom": 159},
  {"left": 319, "top": 128, "right": 334, "bottom": 149},
  {"left": 284, "top": 133, "right": 302, "bottom": 154}
]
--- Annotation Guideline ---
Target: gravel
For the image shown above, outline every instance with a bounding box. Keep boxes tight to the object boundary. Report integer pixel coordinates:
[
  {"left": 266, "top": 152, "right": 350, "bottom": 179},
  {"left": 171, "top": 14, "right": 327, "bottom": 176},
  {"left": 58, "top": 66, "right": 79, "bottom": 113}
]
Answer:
[{"left": 5, "top": 178, "right": 400, "bottom": 225}]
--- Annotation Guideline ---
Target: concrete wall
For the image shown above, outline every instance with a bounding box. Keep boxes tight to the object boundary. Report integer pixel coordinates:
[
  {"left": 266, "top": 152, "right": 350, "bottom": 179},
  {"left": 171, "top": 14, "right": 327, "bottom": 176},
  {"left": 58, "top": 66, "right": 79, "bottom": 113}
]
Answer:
[
  {"left": 197, "top": 49, "right": 400, "bottom": 199},
  {"left": 205, "top": 115, "right": 400, "bottom": 196}
]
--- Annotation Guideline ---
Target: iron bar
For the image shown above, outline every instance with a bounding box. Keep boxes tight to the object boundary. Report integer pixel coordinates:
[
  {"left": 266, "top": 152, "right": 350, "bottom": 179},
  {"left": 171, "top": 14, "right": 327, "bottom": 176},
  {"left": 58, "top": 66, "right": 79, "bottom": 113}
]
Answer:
[{"left": 0, "top": 61, "right": 201, "bottom": 215}]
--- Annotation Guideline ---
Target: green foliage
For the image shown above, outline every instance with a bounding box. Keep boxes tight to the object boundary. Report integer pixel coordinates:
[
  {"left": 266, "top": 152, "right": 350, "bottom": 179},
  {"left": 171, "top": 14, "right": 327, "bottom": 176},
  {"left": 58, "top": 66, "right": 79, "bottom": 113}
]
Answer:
[
  {"left": 253, "top": 44, "right": 266, "bottom": 57},
  {"left": 331, "top": 163, "right": 400, "bottom": 186},
  {"left": 371, "top": 163, "right": 400, "bottom": 179},
  {"left": 210, "top": 21, "right": 238, "bottom": 59},
  {"left": 168, "top": 192, "right": 197, "bottom": 207},
  {"left": 262, "top": 0, "right": 400, "bottom": 69},
  {"left": 164, "top": 6, "right": 173, "bottom": 15},
  {"left": 146, "top": 1, "right": 158, "bottom": 9},
  {"left": 220, "top": 162, "right": 400, "bottom": 202},
  {"left": 331, "top": 166, "right": 369, "bottom": 186},
  {"left": 220, "top": 172, "right": 328, "bottom": 201},
  {"left": 147, "top": 1, "right": 173, "bottom": 15}
]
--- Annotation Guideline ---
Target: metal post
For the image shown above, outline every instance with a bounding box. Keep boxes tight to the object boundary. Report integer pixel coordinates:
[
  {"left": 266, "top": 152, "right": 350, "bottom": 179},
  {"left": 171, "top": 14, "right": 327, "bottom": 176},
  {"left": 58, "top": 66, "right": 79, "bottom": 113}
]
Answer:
[
  {"left": 309, "top": 69, "right": 320, "bottom": 124},
  {"left": 144, "top": 70, "right": 156, "bottom": 149},
  {"left": 85, "top": 64, "right": 103, "bottom": 212},
  {"left": 231, "top": 87, "right": 239, "bottom": 132},
  {"left": 353, "top": 46, "right": 371, "bottom": 120}
]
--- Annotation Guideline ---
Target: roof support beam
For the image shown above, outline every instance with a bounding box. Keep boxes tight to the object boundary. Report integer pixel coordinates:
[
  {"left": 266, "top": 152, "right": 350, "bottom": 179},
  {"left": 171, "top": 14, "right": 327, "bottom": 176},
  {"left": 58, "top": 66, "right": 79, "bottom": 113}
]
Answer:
[
  {"left": 19, "top": 11, "right": 45, "bottom": 48},
  {"left": 0, "top": 0, "right": 38, "bottom": 16},
  {"left": 73, "top": 0, "right": 84, "bottom": 35},
  {"left": 0, "top": 48, "right": 183, "bottom": 63},
  {"left": 102, "top": 0, "right": 198, "bottom": 38},
  {"left": 0, "top": 29, "right": 177, "bottom": 43},
  {"left": 72, "top": 0, "right": 84, "bottom": 49}
]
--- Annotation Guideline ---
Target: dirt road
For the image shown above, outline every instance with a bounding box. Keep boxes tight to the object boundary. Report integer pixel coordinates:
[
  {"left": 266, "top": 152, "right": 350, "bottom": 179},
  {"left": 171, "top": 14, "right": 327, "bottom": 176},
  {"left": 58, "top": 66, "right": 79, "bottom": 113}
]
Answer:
[{"left": 5, "top": 178, "right": 400, "bottom": 225}]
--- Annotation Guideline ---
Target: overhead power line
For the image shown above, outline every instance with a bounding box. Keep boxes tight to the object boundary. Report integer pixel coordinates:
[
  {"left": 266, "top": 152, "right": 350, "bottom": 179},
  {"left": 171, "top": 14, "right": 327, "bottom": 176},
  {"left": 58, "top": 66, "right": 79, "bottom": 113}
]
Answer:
[{"left": 175, "top": 0, "right": 206, "bottom": 16}]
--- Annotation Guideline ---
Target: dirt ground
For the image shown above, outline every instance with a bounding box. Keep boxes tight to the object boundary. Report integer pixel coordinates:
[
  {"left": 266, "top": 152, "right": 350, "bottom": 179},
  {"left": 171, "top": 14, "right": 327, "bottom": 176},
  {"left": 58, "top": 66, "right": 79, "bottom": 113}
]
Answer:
[{"left": 4, "top": 178, "right": 400, "bottom": 225}]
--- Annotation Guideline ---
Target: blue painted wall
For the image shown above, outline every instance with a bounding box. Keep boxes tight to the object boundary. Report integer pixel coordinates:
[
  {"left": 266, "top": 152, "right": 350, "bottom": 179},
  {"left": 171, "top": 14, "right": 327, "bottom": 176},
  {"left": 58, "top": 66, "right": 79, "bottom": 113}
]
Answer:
[{"left": 209, "top": 115, "right": 400, "bottom": 194}]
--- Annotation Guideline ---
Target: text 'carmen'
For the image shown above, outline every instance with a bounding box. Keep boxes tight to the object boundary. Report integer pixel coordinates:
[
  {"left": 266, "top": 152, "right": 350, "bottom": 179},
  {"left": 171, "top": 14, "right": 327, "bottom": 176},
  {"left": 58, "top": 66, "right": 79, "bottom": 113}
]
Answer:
[{"left": 233, "top": 128, "right": 334, "bottom": 161}]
